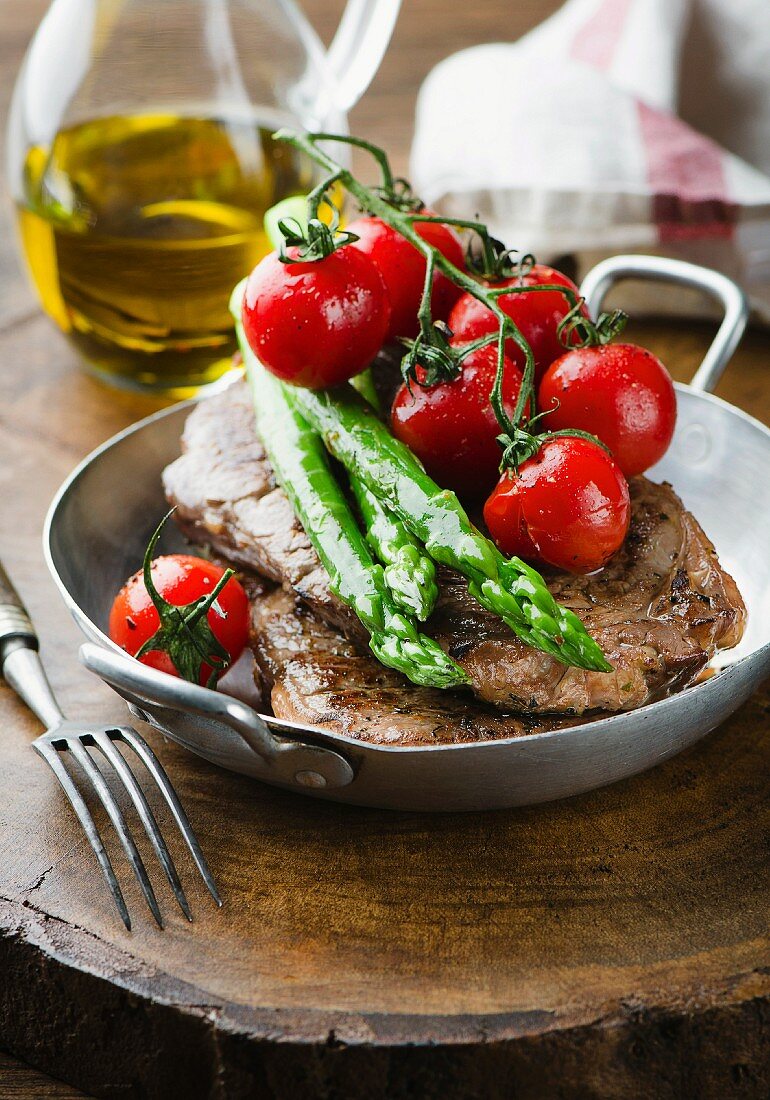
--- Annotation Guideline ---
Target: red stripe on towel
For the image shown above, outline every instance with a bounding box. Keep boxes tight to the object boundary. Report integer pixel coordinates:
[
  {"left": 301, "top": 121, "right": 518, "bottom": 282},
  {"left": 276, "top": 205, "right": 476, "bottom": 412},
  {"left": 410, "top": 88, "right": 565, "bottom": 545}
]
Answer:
[
  {"left": 571, "top": 0, "right": 633, "bottom": 70},
  {"left": 637, "top": 100, "right": 735, "bottom": 242}
]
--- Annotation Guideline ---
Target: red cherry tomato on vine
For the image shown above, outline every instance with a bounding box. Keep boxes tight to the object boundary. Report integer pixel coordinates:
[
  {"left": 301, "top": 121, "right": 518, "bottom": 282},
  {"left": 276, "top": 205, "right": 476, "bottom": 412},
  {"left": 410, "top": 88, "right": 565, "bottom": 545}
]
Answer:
[
  {"left": 483, "top": 437, "right": 630, "bottom": 574},
  {"left": 347, "top": 214, "right": 465, "bottom": 340},
  {"left": 390, "top": 343, "right": 525, "bottom": 499},
  {"left": 109, "top": 556, "right": 249, "bottom": 686},
  {"left": 241, "top": 246, "right": 390, "bottom": 389},
  {"left": 448, "top": 264, "right": 587, "bottom": 383},
  {"left": 538, "top": 343, "right": 677, "bottom": 477}
]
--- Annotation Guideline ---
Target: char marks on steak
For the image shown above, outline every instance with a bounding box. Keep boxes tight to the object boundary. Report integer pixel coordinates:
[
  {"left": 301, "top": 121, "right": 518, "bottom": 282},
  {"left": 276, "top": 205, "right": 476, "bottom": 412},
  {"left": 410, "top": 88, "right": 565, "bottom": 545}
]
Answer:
[
  {"left": 250, "top": 585, "right": 582, "bottom": 744},
  {"left": 164, "top": 382, "right": 745, "bottom": 716}
]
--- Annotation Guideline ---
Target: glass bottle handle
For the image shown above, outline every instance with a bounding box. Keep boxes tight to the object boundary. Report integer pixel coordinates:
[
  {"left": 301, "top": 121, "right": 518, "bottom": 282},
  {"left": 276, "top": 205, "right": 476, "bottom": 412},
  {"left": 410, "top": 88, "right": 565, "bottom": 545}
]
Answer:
[{"left": 326, "top": 0, "right": 401, "bottom": 112}]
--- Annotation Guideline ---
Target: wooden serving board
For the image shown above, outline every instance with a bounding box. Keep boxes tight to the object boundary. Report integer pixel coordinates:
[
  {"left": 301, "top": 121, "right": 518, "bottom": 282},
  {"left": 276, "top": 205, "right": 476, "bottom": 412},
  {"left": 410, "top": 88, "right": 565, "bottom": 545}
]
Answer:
[{"left": 1, "top": 3, "right": 768, "bottom": 1096}]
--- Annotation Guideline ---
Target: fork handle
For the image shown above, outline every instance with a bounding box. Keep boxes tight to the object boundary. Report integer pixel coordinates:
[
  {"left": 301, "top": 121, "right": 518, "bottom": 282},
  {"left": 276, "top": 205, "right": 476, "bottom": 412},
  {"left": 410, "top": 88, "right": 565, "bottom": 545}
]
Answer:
[
  {"left": 0, "top": 560, "right": 38, "bottom": 666},
  {"left": 0, "top": 560, "right": 64, "bottom": 729}
]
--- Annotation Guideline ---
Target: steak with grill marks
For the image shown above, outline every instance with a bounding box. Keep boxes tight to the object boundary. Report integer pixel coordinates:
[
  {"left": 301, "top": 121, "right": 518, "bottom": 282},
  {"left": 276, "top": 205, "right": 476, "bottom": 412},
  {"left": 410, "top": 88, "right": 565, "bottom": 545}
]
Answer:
[
  {"left": 163, "top": 381, "right": 746, "bottom": 716},
  {"left": 248, "top": 584, "right": 583, "bottom": 744}
]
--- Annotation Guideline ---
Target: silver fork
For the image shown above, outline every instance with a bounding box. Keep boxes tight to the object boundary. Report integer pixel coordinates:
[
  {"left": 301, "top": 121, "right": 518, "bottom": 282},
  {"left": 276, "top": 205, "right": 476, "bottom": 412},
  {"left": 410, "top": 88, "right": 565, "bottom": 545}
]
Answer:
[{"left": 0, "top": 560, "right": 221, "bottom": 930}]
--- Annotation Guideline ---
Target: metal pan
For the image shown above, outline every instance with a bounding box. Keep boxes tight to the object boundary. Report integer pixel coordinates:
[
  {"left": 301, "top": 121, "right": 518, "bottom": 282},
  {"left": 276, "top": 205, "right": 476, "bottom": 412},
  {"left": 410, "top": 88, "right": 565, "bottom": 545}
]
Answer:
[{"left": 44, "top": 255, "right": 770, "bottom": 811}]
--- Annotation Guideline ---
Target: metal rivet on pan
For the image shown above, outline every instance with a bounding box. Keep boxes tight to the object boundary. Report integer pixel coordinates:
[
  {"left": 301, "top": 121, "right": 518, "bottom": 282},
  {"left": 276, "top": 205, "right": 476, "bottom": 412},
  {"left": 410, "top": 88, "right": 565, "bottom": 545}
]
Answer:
[{"left": 295, "top": 769, "right": 327, "bottom": 788}]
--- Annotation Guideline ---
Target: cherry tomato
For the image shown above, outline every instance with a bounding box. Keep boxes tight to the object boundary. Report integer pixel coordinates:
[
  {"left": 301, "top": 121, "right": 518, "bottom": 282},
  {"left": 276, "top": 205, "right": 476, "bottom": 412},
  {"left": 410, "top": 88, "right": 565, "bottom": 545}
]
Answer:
[
  {"left": 390, "top": 343, "right": 525, "bottom": 499},
  {"left": 242, "top": 245, "right": 391, "bottom": 389},
  {"left": 538, "top": 343, "right": 677, "bottom": 477},
  {"left": 347, "top": 214, "right": 465, "bottom": 340},
  {"left": 484, "top": 437, "right": 630, "bottom": 573},
  {"left": 448, "top": 264, "right": 586, "bottom": 383},
  {"left": 109, "top": 556, "right": 249, "bottom": 686}
]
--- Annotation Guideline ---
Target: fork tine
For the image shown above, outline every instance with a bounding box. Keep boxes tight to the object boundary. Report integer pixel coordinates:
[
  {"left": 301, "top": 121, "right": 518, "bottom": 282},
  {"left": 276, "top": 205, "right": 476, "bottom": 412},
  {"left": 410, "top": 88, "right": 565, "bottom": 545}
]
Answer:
[
  {"left": 33, "top": 740, "right": 132, "bottom": 931},
  {"left": 92, "top": 731, "right": 192, "bottom": 922},
  {"left": 66, "top": 738, "right": 165, "bottom": 929},
  {"left": 118, "top": 726, "right": 222, "bottom": 907}
]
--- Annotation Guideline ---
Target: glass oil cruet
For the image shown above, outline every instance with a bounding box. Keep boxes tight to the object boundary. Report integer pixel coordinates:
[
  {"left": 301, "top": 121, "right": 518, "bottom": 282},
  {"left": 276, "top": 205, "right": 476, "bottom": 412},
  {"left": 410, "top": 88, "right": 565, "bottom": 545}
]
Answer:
[{"left": 7, "top": 0, "right": 400, "bottom": 394}]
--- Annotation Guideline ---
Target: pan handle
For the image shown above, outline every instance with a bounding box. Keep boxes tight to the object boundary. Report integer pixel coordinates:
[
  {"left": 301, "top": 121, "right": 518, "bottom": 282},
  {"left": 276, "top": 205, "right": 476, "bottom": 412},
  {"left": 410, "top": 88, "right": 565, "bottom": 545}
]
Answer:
[
  {"left": 579, "top": 255, "right": 749, "bottom": 394},
  {"left": 79, "top": 643, "right": 355, "bottom": 790}
]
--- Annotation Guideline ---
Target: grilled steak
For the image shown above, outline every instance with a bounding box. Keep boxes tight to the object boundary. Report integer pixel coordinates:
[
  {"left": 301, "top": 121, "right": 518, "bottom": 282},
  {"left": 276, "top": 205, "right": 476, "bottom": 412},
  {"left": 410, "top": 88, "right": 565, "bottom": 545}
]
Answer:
[
  {"left": 164, "top": 381, "right": 745, "bottom": 716},
  {"left": 249, "top": 585, "right": 582, "bottom": 744}
]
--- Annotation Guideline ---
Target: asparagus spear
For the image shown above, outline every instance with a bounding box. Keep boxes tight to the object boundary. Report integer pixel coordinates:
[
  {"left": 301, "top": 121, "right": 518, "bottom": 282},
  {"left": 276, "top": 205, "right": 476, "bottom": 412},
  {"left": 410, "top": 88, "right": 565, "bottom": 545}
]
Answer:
[
  {"left": 349, "top": 475, "right": 438, "bottom": 621},
  {"left": 346, "top": 365, "right": 438, "bottom": 620},
  {"left": 233, "top": 315, "right": 468, "bottom": 689},
  {"left": 288, "top": 384, "right": 612, "bottom": 673}
]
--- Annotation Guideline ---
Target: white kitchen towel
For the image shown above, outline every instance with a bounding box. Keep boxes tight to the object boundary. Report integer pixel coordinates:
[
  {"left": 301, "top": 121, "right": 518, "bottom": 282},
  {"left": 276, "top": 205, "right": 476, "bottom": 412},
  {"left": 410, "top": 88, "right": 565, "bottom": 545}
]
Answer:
[{"left": 411, "top": 0, "right": 770, "bottom": 318}]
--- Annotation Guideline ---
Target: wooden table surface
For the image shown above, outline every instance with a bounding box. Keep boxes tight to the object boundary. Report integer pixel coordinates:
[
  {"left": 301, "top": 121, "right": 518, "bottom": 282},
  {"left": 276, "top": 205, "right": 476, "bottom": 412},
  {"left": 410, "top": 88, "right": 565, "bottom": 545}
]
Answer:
[{"left": 1, "top": 1, "right": 768, "bottom": 1097}]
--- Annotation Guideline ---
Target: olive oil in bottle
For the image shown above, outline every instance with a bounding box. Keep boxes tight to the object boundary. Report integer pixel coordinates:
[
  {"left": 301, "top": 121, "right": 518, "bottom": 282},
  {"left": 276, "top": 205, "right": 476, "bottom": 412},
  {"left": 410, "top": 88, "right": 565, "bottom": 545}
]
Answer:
[{"left": 15, "top": 113, "right": 323, "bottom": 394}]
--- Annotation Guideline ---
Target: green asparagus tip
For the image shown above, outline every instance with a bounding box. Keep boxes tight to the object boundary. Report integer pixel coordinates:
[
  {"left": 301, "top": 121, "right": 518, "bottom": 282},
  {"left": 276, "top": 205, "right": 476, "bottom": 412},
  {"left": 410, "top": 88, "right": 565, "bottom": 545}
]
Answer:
[
  {"left": 370, "top": 631, "right": 469, "bottom": 690},
  {"left": 384, "top": 546, "right": 439, "bottom": 622}
]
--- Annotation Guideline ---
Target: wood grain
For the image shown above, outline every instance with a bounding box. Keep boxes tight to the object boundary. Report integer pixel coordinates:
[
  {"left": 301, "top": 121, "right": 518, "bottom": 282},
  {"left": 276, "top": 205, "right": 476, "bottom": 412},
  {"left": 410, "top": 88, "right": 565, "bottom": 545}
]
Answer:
[
  {"left": 0, "top": 1054, "right": 88, "bottom": 1100},
  {"left": 0, "top": 1, "right": 768, "bottom": 1098}
]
